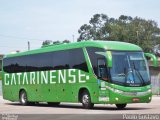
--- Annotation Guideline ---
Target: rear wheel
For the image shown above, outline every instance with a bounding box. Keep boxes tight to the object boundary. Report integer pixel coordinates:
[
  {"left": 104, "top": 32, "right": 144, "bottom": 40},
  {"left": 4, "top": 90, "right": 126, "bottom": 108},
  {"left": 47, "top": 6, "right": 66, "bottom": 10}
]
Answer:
[
  {"left": 47, "top": 102, "right": 60, "bottom": 106},
  {"left": 115, "top": 104, "right": 127, "bottom": 109},
  {"left": 81, "top": 90, "right": 94, "bottom": 109},
  {"left": 20, "top": 90, "right": 28, "bottom": 105}
]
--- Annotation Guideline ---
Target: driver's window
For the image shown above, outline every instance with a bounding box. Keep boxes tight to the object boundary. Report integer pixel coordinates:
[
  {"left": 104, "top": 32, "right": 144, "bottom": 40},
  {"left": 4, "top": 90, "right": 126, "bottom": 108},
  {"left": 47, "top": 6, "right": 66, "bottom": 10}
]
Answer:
[{"left": 97, "top": 58, "right": 108, "bottom": 80}]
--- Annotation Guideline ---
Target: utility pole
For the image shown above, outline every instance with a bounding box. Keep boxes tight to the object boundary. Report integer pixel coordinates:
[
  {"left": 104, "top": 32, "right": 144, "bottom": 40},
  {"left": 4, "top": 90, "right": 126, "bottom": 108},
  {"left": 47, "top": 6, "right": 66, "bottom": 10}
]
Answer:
[
  {"left": 28, "top": 41, "right": 30, "bottom": 51},
  {"left": 72, "top": 35, "right": 74, "bottom": 42}
]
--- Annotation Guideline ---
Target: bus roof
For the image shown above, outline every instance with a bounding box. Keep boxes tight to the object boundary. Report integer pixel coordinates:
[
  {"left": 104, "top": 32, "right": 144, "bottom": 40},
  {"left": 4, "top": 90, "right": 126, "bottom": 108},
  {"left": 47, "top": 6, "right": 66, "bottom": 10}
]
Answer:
[{"left": 5, "top": 40, "right": 142, "bottom": 58}]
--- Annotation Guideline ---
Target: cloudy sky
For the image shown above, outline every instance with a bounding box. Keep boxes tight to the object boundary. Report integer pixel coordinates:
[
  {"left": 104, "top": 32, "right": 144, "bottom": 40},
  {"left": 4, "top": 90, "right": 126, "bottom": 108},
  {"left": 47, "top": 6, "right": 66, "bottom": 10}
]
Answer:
[{"left": 0, "top": 0, "right": 160, "bottom": 54}]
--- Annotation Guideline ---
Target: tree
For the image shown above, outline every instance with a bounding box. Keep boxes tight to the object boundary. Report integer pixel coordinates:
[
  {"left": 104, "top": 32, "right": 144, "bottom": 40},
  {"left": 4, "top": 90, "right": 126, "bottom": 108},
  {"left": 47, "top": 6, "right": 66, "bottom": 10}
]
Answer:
[
  {"left": 78, "top": 14, "right": 160, "bottom": 52},
  {"left": 42, "top": 40, "right": 52, "bottom": 46},
  {"left": 53, "top": 41, "right": 61, "bottom": 44},
  {"left": 42, "top": 40, "right": 71, "bottom": 46},
  {"left": 78, "top": 14, "right": 110, "bottom": 41},
  {"left": 63, "top": 40, "right": 70, "bottom": 43}
]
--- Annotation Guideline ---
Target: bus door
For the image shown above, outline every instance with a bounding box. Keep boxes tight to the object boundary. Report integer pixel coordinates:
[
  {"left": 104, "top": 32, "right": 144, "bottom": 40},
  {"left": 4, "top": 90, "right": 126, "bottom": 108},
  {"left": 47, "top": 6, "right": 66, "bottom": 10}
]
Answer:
[{"left": 97, "top": 58, "right": 110, "bottom": 102}]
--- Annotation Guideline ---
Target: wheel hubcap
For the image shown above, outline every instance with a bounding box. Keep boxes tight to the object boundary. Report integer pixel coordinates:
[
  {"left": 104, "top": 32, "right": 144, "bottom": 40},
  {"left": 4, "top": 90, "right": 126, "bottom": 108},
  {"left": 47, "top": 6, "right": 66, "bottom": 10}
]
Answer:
[{"left": 82, "top": 95, "right": 89, "bottom": 104}]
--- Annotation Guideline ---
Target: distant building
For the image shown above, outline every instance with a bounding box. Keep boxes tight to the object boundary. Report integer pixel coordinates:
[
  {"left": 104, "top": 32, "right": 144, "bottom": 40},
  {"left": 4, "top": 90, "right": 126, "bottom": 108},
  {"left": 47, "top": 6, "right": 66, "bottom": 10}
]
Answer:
[
  {"left": 0, "top": 54, "right": 4, "bottom": 71},
  {"left": 153, "top": 44, "right": 160, "bottom": 57},
  {"left": 150, "top": 57, "right": 160, "bottom": 95}
]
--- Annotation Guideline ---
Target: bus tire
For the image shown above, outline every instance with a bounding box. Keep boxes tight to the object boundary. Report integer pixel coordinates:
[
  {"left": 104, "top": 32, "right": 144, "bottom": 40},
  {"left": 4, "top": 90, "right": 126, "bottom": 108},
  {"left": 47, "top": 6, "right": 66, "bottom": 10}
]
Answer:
[
  {"left": 81, "top": 90, "right": 94, "bottom": 109},
  {"left": 19, "top": 90, "right": 28, "bottom": 106},
  {"left": 115, "top": 104, "right": 127, "bottom": 109},
  {"left": 47, "top": 102, "right": 60, "bottom": 106}
]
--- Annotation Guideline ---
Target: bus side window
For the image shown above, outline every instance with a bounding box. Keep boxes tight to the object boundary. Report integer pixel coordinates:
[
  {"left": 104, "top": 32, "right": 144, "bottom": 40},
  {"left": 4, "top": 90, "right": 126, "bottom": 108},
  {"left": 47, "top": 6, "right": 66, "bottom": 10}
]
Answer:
[{"left": 97, "top": 58, "right": 108, "bottom": 80}]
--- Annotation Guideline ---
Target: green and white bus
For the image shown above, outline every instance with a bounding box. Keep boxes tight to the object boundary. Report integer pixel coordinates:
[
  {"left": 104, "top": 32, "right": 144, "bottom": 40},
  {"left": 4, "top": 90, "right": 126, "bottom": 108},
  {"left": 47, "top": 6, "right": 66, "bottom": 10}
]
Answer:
[{"left": 2, "top": 41, "right": 158, "bottom": 109}]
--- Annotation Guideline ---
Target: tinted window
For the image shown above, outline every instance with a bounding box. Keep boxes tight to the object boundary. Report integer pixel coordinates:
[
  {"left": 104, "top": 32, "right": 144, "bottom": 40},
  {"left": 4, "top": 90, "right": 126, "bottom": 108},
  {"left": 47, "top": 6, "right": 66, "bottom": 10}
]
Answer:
[
  {"left": 3, "top": 48, "right": 88, "bottom": 73},
  {"left": 86, "top": 47, "right": 105, "bottom": 76}
]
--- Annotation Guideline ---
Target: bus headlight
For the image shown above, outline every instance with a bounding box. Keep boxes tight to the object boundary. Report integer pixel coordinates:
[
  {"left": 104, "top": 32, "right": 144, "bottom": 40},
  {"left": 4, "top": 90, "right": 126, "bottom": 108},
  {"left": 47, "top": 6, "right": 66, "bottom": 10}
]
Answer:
[
  {"left": 147, "top": 89, "right": 152, "bottom": 93},
  {"left": 146, "top": 89, "right": 152, "bottom": 93},
  {"left": 114, "top": 89, "right": 124, "bottom": 94},
  {"left": 106, "top": 86, "right": 152, "bottom": 96},
  {"left": 106, "top": 86, "right": 124, "bottom": 94}
]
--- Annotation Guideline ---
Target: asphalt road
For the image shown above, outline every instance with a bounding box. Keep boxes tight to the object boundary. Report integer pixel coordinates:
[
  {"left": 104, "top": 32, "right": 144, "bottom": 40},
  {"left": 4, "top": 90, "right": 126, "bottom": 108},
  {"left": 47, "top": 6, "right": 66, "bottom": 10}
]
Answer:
[{"left": 0, "top": 96, "right": 160, "bottom": 114}]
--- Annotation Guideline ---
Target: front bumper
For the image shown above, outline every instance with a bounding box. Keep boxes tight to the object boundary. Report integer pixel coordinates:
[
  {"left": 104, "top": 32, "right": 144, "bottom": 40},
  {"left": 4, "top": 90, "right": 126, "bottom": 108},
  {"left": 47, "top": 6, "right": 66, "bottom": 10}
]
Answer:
[{"left": 108, "top": 89, "right": 152, "bottom": 104}]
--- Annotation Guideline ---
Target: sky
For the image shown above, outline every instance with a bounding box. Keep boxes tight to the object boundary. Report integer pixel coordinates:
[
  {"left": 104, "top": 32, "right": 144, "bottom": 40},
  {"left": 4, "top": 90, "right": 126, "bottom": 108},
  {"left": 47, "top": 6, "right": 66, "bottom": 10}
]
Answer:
[{"left": 0, "top": 0, "right": 160, "bottom": 54}]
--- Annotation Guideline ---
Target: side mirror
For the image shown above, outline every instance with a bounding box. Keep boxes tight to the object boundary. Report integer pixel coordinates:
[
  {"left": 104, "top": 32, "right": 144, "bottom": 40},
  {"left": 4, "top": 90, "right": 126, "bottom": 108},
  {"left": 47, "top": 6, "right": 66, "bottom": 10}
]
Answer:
[
  {"left": 144, "top": 53, "right": 158, "bottom": 67},
  {"left": 106, "top": 51, "right": 112, "bottom": 68}
]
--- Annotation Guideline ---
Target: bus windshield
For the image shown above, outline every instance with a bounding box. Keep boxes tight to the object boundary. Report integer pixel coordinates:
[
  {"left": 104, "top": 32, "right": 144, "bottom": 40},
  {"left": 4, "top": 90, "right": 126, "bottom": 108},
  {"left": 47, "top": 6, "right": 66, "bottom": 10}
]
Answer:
[{"left": 110, "top": 51, "right": 150, "bottom": 87}]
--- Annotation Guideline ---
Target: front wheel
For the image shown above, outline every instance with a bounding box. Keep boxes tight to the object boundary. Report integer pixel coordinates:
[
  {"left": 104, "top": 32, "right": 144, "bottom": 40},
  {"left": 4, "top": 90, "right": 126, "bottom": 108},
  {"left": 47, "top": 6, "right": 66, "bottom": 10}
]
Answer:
[
  {"left": 115, "top": 104, "right": 127, "bottom": 109},
  {"left": 81, "top": 90, "right": 94, "bottom": 109}
]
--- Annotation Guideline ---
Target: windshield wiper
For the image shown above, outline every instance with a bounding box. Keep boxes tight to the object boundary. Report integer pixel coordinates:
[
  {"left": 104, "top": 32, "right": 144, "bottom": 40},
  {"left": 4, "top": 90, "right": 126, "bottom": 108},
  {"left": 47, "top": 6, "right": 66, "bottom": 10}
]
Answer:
[{"left": 132, "top": 62, "right": 145, "bottom": 86}]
